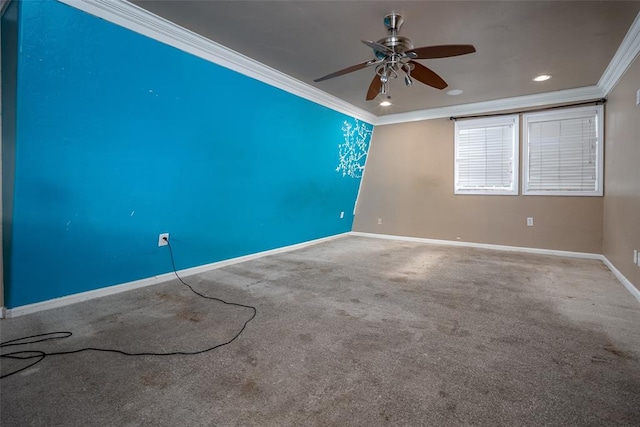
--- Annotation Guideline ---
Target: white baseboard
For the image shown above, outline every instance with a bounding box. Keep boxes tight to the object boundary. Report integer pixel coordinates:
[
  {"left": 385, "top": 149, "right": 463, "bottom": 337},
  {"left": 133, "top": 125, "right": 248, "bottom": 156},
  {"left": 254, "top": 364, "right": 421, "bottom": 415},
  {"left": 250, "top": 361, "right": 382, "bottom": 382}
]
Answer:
[
  {"left": 5, "top": 231, "right": 638, "bottom": 318},
  {"left": 4, "top": 233, "right": 349, "bottom": 318},
  {"left": 6, "top": 272, "right": 177, "bottom": 318},
  {"left": 601, "top": 256, "right": 640, "bottom": 303},
  {"left": 349, "top": 231, "right": 640, "bottom": 302},
  {"left": 349, "top": 231, "right": 602, "bottom": 259}
]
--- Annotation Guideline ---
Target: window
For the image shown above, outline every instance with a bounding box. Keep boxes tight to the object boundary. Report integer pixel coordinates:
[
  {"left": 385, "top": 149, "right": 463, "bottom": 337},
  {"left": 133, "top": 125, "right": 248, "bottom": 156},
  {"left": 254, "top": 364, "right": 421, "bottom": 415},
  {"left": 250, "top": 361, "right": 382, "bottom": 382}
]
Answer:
[
  {"left": 454, "top": 115, "right": 519, "bottom": 195},
  {"left": 523, "top": 105, "right": 603, "bottom": 196}
]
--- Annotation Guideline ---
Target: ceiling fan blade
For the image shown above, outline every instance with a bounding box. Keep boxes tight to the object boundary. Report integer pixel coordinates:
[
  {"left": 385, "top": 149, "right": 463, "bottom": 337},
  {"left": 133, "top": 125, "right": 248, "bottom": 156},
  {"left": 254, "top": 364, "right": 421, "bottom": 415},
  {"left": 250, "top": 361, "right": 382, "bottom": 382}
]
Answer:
[
  {"left": 406, "top": 44, "right": 476, "bottom": 59},
  {"left": 314, "top": 59, "right": 379, "bottom": 82},
  {"left": 361, "top": 40, "right": 394, "bottom": 56},
  {"left": 366, "top": 75, "right": 382, "bottom": 100},
  {"left": 407, "top": 61, "right": 448, "bottom": 90}
]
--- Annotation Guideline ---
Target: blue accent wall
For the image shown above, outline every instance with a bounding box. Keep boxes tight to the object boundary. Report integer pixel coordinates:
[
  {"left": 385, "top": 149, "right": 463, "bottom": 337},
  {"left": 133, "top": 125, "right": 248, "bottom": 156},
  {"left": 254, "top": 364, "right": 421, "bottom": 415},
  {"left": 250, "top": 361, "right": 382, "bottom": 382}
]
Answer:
[{"left": 3, "top": 1, "right": 372, "bottom": 308}]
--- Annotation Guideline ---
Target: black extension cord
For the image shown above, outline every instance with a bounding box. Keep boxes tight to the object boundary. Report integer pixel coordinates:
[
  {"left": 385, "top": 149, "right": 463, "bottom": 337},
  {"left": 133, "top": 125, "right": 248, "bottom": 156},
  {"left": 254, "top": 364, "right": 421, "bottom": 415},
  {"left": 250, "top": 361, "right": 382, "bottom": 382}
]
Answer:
[{"left": 0, "top": 239, "right": 257, "bottom": 380}]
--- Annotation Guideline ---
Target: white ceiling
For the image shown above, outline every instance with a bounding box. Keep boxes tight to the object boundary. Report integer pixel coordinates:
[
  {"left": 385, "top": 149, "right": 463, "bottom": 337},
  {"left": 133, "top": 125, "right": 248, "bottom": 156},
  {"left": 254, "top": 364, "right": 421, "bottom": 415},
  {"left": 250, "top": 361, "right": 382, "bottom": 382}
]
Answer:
[{"left": 128, "top": 1, "right": 640, "bottom": 117}]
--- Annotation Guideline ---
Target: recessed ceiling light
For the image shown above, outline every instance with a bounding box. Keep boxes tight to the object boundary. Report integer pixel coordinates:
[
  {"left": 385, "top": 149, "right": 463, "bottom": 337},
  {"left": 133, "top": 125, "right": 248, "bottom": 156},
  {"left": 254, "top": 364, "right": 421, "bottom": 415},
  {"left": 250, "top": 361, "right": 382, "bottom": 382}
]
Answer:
[
  {"left": 446, "top": 89, "right": 463, "bottom": 96},
  {"left": 533, "top": 74, "right": 551, "bottom": 82},
  {"left": 380, "top": 100, "right": 392, "bottom": 107}
]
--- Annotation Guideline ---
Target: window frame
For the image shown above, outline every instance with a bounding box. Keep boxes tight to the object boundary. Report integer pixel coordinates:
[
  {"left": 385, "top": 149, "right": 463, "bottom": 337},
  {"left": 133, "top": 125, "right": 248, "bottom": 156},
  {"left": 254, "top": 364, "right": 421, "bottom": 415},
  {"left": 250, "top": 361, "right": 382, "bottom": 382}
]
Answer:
[
  {"left": 522, "top": 105, "right": 604, "bottom": 197},
  {"left": 454, "top": 114, "right": 520, "bottom": 196}
]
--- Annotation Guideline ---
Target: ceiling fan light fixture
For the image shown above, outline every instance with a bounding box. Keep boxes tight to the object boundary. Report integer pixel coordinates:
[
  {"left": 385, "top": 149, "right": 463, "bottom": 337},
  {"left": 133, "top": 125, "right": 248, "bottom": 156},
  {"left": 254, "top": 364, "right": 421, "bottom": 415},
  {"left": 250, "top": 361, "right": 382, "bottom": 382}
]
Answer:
[
  {"left": 313, "top": 13, "right": 477, "bottom": 103},
  {"left": 446, "top": 89, "right": 463, "bottom": 96},
  {"left": 380, "top": 99, "right": 392, "bottom": 107},
  {"left": 533, "top": 74, "right": 551, "bottom": 82}
]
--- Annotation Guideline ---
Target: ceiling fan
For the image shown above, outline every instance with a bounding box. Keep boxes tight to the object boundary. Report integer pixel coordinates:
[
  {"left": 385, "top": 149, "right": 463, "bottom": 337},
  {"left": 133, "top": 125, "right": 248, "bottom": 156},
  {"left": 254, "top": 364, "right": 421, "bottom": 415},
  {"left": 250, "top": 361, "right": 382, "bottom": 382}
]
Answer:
[{"left": 314, "top": 12, "right": 476, "bottom": 102}]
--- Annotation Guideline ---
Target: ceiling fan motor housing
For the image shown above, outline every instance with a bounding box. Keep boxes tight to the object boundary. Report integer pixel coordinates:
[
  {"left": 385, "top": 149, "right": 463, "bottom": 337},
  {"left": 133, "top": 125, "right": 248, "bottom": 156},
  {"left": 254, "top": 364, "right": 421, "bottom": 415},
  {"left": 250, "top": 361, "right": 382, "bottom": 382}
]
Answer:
[
  {"left": 374, "top": 14, "right": 413, "bottom": 59},
  {"left": 374, "top": 35, "right": 414, "bottom": 58}
]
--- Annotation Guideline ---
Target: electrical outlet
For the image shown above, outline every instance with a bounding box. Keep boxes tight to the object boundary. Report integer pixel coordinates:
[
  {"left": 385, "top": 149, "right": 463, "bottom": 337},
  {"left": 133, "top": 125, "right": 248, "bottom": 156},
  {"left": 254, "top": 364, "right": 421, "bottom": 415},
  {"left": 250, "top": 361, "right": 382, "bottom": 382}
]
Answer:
[
  {"left": 340, "top": 211, "right": 344, "bottom": 219},
  {"left": 527, "top": 217, "right": 534, "bottom": 227},
  {"left": 634, "top": 249, "right": 638, "bottom": 265},
  {"left": 377, "top": 218, "right": 382, "bottom": 225},
  {"left": 158, "top": 233, "right": 169, "bottom": 247},
  {"left": 636, "top": 89, "right": 640, "bottom": 106}
]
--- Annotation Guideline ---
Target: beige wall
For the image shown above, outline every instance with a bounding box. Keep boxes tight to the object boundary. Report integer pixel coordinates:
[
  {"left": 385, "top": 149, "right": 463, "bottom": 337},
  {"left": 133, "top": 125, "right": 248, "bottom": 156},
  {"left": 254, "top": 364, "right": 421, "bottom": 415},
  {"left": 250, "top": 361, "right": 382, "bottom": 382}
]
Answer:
[
  {"left": 603, "top": 54, "right": 640, "bottom": 289},
  {"left": 353, "top": 117, "right": 603, "bottom": 253}
]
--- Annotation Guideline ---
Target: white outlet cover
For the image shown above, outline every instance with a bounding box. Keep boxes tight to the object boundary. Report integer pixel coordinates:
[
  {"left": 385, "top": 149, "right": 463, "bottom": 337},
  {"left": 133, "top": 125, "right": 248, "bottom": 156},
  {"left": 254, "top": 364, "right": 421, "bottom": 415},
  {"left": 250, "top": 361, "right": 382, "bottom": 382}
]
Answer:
[
  {"left": 158, "top": 233, "right": 169, "bottom": 246},
  {"left": 635, "top": 249, "right": 638, "bottom": 264},
  {"left": 526, "top": 217, "right": 534, "bottom": 226},
  {"left": 636, "top": 89, "right": 640, "bottom": 106},
  {"left": 340, "top": 211, "right": 344, "bottom": 219}
]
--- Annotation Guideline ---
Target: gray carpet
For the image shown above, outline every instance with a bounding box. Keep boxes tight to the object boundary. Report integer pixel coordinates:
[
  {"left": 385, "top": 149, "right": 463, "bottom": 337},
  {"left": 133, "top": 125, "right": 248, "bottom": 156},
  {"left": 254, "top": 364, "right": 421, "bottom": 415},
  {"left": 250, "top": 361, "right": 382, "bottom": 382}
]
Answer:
[{"left": 2, "top": 236, "right": 640, "bottom": 426}]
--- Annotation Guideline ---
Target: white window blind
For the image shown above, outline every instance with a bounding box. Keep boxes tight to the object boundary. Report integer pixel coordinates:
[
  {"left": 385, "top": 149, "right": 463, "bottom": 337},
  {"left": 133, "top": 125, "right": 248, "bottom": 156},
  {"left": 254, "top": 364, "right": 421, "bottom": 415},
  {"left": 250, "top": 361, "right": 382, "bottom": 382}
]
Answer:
[
  {"left": 523, "top": 105, "right": 603, "bottom": 196},
  {"left": 454, "top": 115, "right": 519, "bottom": 195}
]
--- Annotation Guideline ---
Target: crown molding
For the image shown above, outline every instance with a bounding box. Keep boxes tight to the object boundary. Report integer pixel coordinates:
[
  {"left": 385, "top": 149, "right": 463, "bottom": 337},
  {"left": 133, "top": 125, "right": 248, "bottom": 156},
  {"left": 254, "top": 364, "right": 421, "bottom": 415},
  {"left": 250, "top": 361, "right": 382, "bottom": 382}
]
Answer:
[
  {"left": 598, "top": 11, "right": 640, "bottom": 95},
  {"left": 56, "top": 1, "right": 638, "bottom": 127},
  {"left": 374, "top": 85, "right": 605, "bottom": 126},
  {"left": 57, "top": 0, "right": 377, "bottom": 124}
]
